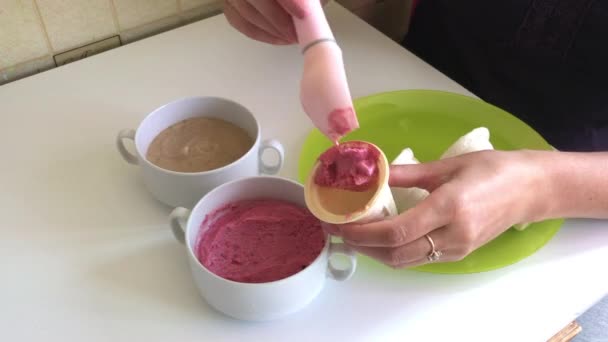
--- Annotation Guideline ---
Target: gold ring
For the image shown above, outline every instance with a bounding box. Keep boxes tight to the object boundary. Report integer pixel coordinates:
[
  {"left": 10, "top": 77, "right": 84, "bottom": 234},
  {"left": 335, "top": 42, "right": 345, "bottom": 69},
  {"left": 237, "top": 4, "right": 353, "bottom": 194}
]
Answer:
[{"left": 425, "top": 234, "right": 442, "bottom": 262}]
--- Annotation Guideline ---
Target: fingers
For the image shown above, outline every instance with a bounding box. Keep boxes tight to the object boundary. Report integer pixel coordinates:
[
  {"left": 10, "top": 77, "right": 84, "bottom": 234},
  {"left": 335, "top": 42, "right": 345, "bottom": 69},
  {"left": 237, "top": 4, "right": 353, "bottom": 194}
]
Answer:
[
  {"left": 226, "top": 0, "right": 288, "bottom": 41},
  {"left": 224, "top": 1, "right": 291, "bottom": 44},
  {"left": 335, "top": 186, "right": 455, "bottom": 247},
  {"left": 249, "top": 1, "right": 297, "bottom": 42},
  {"left": 277, "top": 0, "right": 308, "bottom": 18},
  {"left": 389, "top": 160, "right": 454, "bottom": 191},
  {"left": 348, "top": 228, "right": 460, "bottom": 268}
]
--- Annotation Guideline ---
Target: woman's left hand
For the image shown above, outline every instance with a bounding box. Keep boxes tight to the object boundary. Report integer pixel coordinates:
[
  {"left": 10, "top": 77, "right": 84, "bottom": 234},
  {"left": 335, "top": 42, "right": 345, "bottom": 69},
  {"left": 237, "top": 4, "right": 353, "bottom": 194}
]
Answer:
[{"left": 323, "top": 150, "right": 554, "bottom": 268}]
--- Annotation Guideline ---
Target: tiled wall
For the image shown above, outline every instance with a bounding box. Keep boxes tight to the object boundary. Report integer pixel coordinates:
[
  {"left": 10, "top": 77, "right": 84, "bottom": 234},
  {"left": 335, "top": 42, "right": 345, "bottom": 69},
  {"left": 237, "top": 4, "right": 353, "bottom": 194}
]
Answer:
[
  {"left": 0, "top": 0, "right": 410, "bottom": 85},
  {"left": 0, "top": 0, "right": 222, "bottom": 85}
]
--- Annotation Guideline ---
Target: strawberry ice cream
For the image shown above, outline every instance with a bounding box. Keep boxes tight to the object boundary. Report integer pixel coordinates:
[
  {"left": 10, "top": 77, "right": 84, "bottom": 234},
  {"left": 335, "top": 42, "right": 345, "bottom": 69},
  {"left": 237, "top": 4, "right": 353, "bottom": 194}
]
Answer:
[
  {"left": 314, "top": 141, "right": 380, "bottom": 191},
  {"left": 195, "top": 199, "right": 325, "bottom": 283}
]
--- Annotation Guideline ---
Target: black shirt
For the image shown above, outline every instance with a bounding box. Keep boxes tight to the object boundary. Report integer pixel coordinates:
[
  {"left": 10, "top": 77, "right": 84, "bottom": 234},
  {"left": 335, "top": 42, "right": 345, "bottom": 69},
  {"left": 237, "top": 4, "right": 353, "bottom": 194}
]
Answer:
[{"left": 403, "top": 0, "right": 608, "bottom": 151}]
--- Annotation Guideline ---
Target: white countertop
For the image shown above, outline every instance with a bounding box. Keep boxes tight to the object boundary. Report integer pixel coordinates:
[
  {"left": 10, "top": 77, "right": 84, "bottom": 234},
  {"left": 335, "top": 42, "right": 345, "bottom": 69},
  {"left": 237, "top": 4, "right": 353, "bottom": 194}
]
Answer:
[{"left": 1, "top": 3, "right": 607, "bottom": 341}]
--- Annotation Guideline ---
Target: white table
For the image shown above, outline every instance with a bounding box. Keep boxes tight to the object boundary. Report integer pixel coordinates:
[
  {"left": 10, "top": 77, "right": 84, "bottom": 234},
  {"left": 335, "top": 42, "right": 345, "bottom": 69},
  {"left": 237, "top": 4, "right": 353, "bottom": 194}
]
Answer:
[{"left": 1, "top": 3, "right": 607, "bottom": 341}]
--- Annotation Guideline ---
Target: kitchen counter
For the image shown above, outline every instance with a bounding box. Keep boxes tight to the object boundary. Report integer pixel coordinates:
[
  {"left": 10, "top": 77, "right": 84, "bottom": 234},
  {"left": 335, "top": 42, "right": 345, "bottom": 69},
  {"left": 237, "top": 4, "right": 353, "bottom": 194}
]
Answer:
[{"left": 1, "top": 3, "right": 607, "bottom": 341}]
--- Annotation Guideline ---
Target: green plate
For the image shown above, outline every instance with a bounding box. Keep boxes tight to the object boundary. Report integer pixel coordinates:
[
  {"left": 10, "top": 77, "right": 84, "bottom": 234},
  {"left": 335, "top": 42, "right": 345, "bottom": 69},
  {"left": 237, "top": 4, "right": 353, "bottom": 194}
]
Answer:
[{"left": 298, "top": 89, "right": 563, "bottom": 274}]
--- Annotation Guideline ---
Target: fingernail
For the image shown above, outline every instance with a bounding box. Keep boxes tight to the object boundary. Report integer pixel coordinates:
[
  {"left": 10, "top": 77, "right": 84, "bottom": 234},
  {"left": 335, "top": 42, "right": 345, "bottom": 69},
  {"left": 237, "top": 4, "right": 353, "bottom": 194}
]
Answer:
[{"left": 321, "top": 222, "right": 340, "bottom": 236}]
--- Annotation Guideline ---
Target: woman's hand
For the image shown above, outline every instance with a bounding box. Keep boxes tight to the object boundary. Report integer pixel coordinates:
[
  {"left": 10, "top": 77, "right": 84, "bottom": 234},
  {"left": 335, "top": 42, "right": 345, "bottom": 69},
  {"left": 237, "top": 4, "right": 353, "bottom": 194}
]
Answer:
[
  {"left": 222, "top": 0, "right": 304, "bottom": 45},
  {"left": 223, "top": 0, "right": 328, "bottom": 45},
  {"left": 324, "top": 150, "right": 553, "bottom": 268}
]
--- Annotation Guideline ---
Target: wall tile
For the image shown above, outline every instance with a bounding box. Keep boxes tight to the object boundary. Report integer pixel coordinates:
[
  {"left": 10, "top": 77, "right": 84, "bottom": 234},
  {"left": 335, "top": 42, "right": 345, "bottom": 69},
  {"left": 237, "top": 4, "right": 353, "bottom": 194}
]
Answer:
[
  {"left": 0, "top": 0, "right": 50, "bottom": 69},
  {"left": 0, "top": 55, "right": 55, "bottom": 85},
  {"left": 37, "top": 0, "right": 117, "bottom": 52},
  {"left": 180, "top": 0, "right": 218, "bottom": 11},
  {"left": 113, "top": 0, "right": 178, "bottom": 30}
]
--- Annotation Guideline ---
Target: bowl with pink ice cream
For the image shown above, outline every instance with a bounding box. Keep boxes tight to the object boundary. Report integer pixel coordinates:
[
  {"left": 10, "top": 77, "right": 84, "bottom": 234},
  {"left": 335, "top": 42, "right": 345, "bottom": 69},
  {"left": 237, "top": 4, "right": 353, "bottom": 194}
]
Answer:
[{"left": 169, "top": 176, "right": 357, "bottom": 321}]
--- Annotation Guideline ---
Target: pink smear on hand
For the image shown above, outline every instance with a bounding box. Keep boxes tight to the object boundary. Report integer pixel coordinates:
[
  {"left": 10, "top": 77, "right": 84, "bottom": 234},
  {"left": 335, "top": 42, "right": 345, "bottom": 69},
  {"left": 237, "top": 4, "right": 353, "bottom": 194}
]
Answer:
[
  {"left": 328, "top": 107, "right": 359, "bottom": 143},
  {"left": 314, "top": 141, "right": 380, "bottom": 191},
  {"left": 195, "top": 199, "right": 325, "bottom": 284}
]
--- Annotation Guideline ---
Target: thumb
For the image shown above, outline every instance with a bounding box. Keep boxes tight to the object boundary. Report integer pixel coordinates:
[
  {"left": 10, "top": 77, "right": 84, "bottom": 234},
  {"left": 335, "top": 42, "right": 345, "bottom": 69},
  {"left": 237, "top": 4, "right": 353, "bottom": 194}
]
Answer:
[{"left": 389, "top": 160, "right": 454, "bottom": 191}]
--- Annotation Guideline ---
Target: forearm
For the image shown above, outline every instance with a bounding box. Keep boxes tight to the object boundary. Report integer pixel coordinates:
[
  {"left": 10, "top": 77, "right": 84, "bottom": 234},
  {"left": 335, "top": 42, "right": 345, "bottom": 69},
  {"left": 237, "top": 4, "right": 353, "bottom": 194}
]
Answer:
[{"left": 540, "top": 150, "right": 608, "bottom": 219}]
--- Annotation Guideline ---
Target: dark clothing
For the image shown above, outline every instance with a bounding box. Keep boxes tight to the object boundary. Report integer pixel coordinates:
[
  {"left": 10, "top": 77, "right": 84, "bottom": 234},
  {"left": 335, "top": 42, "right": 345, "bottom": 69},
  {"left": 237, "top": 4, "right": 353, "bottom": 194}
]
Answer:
[{"left": 403, "top": 0, "right": 608, "bottom": 151}]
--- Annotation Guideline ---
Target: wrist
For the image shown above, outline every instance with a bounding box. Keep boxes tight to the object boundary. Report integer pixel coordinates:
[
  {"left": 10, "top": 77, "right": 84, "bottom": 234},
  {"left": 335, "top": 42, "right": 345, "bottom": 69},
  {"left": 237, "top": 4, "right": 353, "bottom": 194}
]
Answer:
[
  {"left": 521, "top": 149, "right": 608, "bottom": 220},
  {"left": 514, "top": 150, "right": 563, "bottom": 222},
  {"left": 537, "top": 150, "right": 565, "bottom": 220}
]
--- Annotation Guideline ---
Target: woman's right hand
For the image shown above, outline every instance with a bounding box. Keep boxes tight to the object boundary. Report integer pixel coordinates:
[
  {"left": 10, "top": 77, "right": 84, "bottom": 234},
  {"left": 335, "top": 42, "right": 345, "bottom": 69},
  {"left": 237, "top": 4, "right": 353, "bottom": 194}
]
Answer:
[{"left": 223, "top": 0, "right": 327, "bottom": 45}]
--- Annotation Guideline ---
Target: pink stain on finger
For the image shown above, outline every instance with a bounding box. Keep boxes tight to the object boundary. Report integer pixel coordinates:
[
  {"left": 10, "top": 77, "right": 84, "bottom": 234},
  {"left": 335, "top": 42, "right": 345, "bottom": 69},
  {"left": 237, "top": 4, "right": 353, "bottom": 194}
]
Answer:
[{"left": 328, "top": 107, "right": 359, "bottom": 143}]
